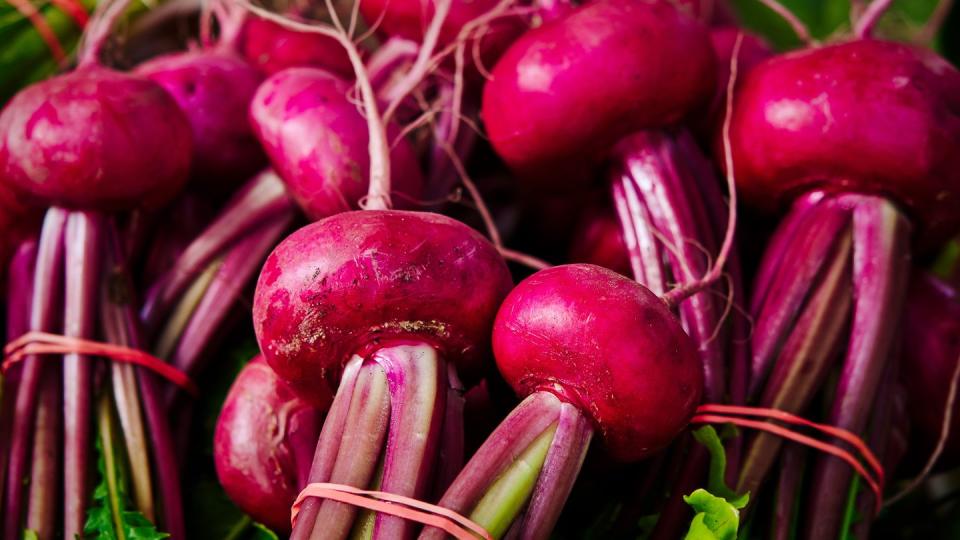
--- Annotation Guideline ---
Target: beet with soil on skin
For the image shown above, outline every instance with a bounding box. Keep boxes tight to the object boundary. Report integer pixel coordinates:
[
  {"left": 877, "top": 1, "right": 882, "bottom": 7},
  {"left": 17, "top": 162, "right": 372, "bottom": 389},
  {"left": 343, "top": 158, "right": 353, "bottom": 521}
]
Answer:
[
  {"left": 249, "top": 67, "right": 425, "bottom": 221},
  {"left": 253, "top": 209, "right": 512, "bottom": 404},
  {"left": 214, "top": 355, "right": 325, "bottom": 534}
]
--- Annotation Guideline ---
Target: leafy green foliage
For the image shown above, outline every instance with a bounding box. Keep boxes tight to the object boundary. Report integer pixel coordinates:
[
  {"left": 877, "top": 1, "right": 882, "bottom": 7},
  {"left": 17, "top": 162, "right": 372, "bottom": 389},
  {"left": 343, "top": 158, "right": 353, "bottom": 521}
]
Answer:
[
  {"left": 683, "top": 427, "right": 750, "bottom": 540},
  {"left": 683, "top": 489, "right": 748, "bottom": 540},
  {"left": 83, "top": 436, "right": 169, "bottom": 540}
]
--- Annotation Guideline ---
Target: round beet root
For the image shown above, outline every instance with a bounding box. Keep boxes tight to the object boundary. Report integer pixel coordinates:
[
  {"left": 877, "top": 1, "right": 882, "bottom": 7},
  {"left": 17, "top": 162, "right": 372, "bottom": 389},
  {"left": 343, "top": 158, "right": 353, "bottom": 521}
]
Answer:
[
  {"left": 568, "top": 204, "right": 631, "bottom": 277},
  {"left": 253, "top": 209, "right": 512, "bottom": 404},
  {"left": 136, "top": 50, "right": 266, "bottom": 192},
  {"left": 902, "top": 272, "right": 960, "bottom": 464},
  {"left": 0, "top": 66, "right": 191, "bottom": 211},
  {"left": 249, "top": 67, "right": 424, "bottom": 220},
  {"left": 215, "top": 356, "right": 325, "bottom": 534},
  {"left": 240, "top": 16, "right": 354, "bottom": 77},
  {"left": 482, "top": 0, "right": 715, "bottom": 180},
  {"left": 493, "top": 264, "right": 702, "bottom": 461},
  {"left": 728, "top": 39, "right": 960, "bottom": 244}
]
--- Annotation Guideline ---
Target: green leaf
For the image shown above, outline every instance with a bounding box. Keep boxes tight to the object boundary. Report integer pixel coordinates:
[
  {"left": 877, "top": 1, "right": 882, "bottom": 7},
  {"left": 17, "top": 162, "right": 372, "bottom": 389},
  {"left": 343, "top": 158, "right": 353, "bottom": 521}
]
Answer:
[
  {"left": 22, "top": 530, "right": 39, "bottom": 540},
  {"left": 683, "top": 489, "right": 744, "bottom": 540},
  {"left": 249, "top": 523, "right": 280, "bottom": 540},
  {"left": 691, "top": 426, "right": 749, "bottom": 508},
  {"left": 83, "top": 399, "right": 169, "bottom": 540},
  {"left": 838, "top": 475, "right": 863, "bottom": 540}
]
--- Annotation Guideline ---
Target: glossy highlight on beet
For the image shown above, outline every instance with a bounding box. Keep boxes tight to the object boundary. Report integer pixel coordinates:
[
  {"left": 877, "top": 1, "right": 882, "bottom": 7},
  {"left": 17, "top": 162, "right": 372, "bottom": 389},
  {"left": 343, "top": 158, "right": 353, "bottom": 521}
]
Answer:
[
  {"left": 214, "top": 356, "right": 325, "bottom": 533},
  {"left": 728, "top": 39, "right": 960, "bottom": 243},
  {"left": 0, "top": 66, "right": 191, "bottom": 211},
  {"left": 253, "top": 210, "right": 513, "bottom": 404},
  {"left": 249, "top": 67, "right": 424, "bottom": 220},
  {"left": 493, "top": 264, "right": 703, "bottom": 461},
  {"left": 482, "top": 0, "right": 715, "bottom": 179}
]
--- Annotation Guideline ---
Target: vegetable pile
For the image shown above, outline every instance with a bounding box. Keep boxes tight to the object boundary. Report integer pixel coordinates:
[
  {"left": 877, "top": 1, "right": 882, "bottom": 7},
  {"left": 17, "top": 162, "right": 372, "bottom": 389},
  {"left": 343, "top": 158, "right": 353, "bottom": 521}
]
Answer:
[{"left": 2, "top": 0, "right": 960, "bottom": 539}]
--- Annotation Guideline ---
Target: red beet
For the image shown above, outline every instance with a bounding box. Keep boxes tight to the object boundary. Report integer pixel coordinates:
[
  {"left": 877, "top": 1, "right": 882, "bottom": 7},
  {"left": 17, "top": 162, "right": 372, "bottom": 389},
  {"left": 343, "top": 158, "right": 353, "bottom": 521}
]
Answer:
[
  {"left": 493, "top": 264, "right": 702, "bottom": 461},
  {"left": 728, "top": 39, "right": 960, "bottom": 244},
  {"left": 0, "top": 66, "right": 191, "bottom": 211},
  {"left": 136, "top": 50, "right": 266, "bottom": 192},
  {"left": 214, "top": 356, "right": 325, "bottom": 534},
  {"left": 482, "top": 0, "right": 715, "bottom": 181},
  {"left": 253, "top": 209, "right": 511, "bottom": 404},
  {"left": 240, "top": 16, "right": 354, "bottom": 77},
  {"left": 249, "top": 67, "right": 424, "bottom": 221}
]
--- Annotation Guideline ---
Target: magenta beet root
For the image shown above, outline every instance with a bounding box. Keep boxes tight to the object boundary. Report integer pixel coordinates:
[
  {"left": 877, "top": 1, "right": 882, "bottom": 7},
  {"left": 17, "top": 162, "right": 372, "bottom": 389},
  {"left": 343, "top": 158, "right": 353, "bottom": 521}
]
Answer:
[
  {"left": 729, "top": 39, "right": 960, "bottom": 245},
  {"left": 482, "top": 0, "right": 715, "bottom": 181},
  {"left": 215, "top": 356, "right": 325, "bottom": 534},
  {"left": 901, "top": 272, "right": 960, "bottom": 465},
  {"left": 730, "top": 38, "right": 960, "bottom": 540},
  {"left": 250, "top": 67, "right": 424, "bottom": 221},
  {"left": 254, "top": 210, "right": 511, "bottom": 540},
  {"left": 0, "top": 66, "right": 191, "bottom": 212},
  {"left": 240, "top": 16, "right": 354, "bottom": 77},
  {"left": 136, "top": 50, "right": 266, "bottom": 192},
  {"left": 423, "top": 264, "right": 702, "bottom": 540}
]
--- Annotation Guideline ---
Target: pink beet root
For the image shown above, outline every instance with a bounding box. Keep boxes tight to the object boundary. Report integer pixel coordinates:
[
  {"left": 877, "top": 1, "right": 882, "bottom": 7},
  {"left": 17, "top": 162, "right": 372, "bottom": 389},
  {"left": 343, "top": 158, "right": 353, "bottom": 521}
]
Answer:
[
  {"left": 901, "top": 272, "right": 960, "bottom": 464},
  {"left": 728, "top": 39, "right": 960, "bottom": 244},
  {"left": 493, "top": 264, "right": 702, "bottom": 461},
  {"left": 358, "top": 0, "right": 522, "bottom": 69},
  {"left": 482, "top": 0, "right": 715, "bottom": 181},
  {"left": 240, "top": 16, "right": 354, "bottom": 78},
  {"left": 253, "top": 209, "right": 512, "bottom": 404},
  {"left": 249, "top": 67, "right": 424, "bottom": 220},
  {"left": 568, "top": 204, "right": 631, "bottom": 277},
  {"left": 0, "top": 66, "right": 192, "bottom": 211},
  {"left": 214, "top": 356, "right": 325, "bottom": 534},
  {"left": 136, "top": 50, "right": 266, "bottom": 192}
]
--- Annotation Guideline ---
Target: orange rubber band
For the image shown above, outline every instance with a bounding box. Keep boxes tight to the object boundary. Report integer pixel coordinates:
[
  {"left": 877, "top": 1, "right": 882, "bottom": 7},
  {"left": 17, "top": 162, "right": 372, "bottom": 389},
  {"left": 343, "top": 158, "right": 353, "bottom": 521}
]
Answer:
[
  {"left": 693, "top": 405, "right": 884, "bottom": 512},
  {"left": 291, "top": 483, "right": 493, "bottom": 540},
  {"left": 49, "top": 0, "right": 90, "bottom": 28},
  {"left": 3, "top": 331, "right": 198, "bottom": 395},
  {"left": 8, "top": 0, "right": 66, "bottom": 62}
]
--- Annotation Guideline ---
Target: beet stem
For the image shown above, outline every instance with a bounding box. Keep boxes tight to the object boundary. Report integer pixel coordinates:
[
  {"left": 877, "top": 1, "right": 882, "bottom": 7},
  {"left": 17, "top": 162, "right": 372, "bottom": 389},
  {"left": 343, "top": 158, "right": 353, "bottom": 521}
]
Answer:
[
  {"left": 772, "top": 445, "right": 806, "bottom": 540},
  {"left": 140, "top": 171, "right": 291, "bottom": 331},
  {"left": 290, "top": 357, "right": 364, "bottom": 538},
  {"left": 515, "top": 402, "right": 592, "bottom": 540},
  {"left": 804, "top": 196, "right": 910, "bottom": 539},
  {"left": 161, "top": 211, "right": 293, "bottom": 407},
  {"left": 0, "top": 239, "right": 38, "bottom": 515},
  {"left": 3, "top": 208, "right": 66, "bottom": 539},
  {"left": 738, "top": 208, "right": 855, "bottom": 497},
  {"left": 419, "top": 392, "right": 564, "bottom": 540},
  {"left": 62, "top": 210, "right": 104, "bottom": 538},
  {"left": 100, "top": 221, "right": 187, "bottom": 538},
  {"left": 433, "top": 364, "right": 466, "bottom": 498},
  {"left": 373, "top": 344, "right": 447, "bottom": 540},
  {"left": 306, "top": 363, "right": 390, "bottom": 540},
  {"left": 26, "top": 369, "right": 61, "bottom": 539}
]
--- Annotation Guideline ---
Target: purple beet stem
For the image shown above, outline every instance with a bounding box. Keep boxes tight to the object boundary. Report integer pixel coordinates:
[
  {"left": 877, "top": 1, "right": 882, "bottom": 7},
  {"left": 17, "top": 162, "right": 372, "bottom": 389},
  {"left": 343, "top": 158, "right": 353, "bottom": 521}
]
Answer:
[
  {"left": 516, "top": 402, "right": 593, "bottom": 540},
  {"left": 103, "top": 223, "right": 186, "bottom": 538},
  {"left": 433, "top": 364, "right": 466, "bottom": 498},
  {"left": 0, "top": 239, "right": 38, "bottom": 516},
  {"left": 162, "top": 211, "right": 293, "bottom": 407},
  {"left": 804, "top": 196, "right": 910, "bottom": 540},
  {"left": 140, "top": 170, "right": 292, "bottom": 331},
  {"left": 26, "top": 369, "right": 60, "bottom": 538},
  {"left": 3, "top": 209, "right": 67, "bottom": 539},
  {"left": 63, "top": 210, "right": 103, "bottom": 538},
  {"left": 772, "top": 445, "right": 805, "bottom": 540},
  {"left": 419, "top": 392, "right": 564, "bottom": 540}
]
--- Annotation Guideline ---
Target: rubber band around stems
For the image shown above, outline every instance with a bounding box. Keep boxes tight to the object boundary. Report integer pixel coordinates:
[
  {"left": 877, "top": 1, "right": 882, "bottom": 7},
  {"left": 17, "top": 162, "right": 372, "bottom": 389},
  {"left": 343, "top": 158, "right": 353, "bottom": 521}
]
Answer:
[
  {"left": 290, "top": 483, "right": 493, "bottom": 540},
  {"left": 692, "top": 404, "right": 885, "bottom": 512},
  {"left": 3, "top": 331, "right": 198, "bottom": 395}
]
